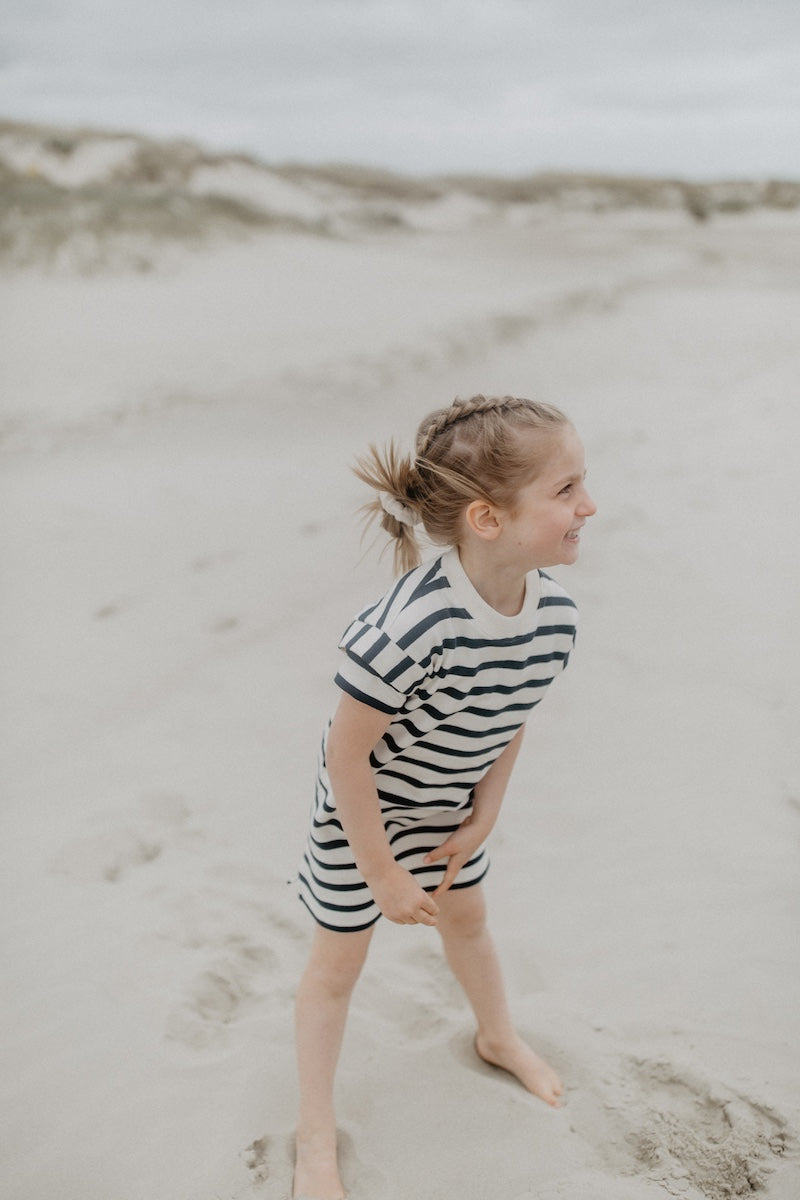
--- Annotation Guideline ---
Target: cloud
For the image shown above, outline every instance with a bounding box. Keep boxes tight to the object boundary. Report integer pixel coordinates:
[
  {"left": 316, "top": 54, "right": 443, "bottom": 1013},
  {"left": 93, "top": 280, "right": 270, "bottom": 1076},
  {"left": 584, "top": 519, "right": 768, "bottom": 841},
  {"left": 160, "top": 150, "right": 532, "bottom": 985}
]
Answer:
[{"left": 1, "top": 0, "right": 798, "bottom": 176}]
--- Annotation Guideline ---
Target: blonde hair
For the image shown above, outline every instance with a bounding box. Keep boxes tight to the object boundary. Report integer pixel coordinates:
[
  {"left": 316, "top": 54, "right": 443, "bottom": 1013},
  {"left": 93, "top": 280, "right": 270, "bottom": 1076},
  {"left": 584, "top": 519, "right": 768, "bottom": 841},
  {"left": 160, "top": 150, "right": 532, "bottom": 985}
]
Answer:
[{"left": 355, "top": 394, "right": 570, "bottom": 574}]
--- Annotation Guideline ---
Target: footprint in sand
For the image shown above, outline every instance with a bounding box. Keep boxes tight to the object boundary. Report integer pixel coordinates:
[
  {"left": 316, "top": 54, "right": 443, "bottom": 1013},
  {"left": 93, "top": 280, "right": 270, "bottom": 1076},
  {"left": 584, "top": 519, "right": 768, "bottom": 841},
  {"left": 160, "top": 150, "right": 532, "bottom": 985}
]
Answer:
[
  {"left": 211, "top": 614, "right": 241, "bottom": 632},
  {"left": 164, "top": 936, "right": 279, "bottom": 1050},
  {"left": 190, "top": 549, "right": 239, "bottom": 572},
  {"left": 242, "top": 1134, "right": 273, "bottom": 1186},
  {"left": 50, "top": 792, "right": 198, "bottom": 882},
  {"left": 596, "top": 1056, "right": 794, "bottom": 1199},
  {"left": 237, "top": 1129, "right": 386, "bottom": 1200},
  {"left": 93, "top": 599, "right": 125, "bottom": 619},
  {"left": 161, "top": 864, "right": 306, "bottom": 1052},
  {"left": 238, "top": 1133, "right": 294, "bottom": 1195},
  {"left": 361, "top": 937, "right": 462, "bottom": 1047}
]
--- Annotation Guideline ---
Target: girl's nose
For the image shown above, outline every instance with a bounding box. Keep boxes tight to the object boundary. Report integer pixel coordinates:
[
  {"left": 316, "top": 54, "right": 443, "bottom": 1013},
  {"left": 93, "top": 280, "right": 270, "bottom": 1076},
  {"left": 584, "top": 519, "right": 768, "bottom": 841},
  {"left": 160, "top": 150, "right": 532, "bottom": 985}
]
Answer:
[{"left": 579, "top": 488, "right": 597, "bottom": 517}]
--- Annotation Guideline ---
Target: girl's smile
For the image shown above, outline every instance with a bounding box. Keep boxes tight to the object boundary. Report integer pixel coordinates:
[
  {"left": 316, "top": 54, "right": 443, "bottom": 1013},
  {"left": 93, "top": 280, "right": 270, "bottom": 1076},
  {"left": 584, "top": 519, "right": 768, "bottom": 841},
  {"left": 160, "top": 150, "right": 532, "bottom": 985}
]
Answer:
[{"left": 500, "top": 425, "right": 597, "bottom": 571}]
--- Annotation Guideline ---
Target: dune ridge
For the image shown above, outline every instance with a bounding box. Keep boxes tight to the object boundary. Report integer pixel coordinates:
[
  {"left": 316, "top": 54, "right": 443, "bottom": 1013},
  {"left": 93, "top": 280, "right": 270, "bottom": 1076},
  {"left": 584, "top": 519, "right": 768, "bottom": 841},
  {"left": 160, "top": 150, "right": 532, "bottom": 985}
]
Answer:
[{"left": 2, "top": 119, "right": 800, "bottom": 272}]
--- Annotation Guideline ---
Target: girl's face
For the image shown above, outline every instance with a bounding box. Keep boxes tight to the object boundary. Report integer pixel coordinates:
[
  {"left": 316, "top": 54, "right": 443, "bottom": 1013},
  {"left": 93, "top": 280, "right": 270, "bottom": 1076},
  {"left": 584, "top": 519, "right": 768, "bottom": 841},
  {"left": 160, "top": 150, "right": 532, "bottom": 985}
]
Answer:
[{"left": 500, "top": 425, "right": 597, "bottom": 570}]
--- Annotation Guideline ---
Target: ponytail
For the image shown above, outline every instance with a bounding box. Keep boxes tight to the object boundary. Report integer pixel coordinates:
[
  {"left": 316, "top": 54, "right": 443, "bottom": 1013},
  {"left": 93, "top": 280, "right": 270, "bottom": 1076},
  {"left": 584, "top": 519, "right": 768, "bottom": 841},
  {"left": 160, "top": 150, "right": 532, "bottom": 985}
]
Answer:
[{"left": 353, "top": 440, "right": 423, "bottom": 575}]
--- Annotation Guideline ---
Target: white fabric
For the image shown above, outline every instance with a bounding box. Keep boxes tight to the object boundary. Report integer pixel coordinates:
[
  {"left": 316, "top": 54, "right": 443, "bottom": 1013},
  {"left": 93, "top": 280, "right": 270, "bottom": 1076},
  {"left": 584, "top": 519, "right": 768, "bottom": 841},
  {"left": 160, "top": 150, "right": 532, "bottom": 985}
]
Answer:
[{"left": 379, "top": 491, "right": 419, "bottom": 526}]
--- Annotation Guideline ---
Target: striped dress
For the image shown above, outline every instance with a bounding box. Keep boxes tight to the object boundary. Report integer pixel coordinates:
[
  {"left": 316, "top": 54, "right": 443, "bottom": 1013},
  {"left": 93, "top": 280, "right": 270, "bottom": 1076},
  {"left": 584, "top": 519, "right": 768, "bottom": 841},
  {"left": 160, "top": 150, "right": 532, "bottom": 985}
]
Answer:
[{"left": 298, "top": 546, "right": 578, "bottom": 931}]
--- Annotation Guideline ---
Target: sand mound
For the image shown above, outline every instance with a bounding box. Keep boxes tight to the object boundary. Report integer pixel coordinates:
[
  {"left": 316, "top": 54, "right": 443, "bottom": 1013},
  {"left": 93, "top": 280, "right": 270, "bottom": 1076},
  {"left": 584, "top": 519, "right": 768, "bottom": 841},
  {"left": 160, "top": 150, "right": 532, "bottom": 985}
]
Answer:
[{"left": 2, "top": 119, "right": 799, "bottom": 272}]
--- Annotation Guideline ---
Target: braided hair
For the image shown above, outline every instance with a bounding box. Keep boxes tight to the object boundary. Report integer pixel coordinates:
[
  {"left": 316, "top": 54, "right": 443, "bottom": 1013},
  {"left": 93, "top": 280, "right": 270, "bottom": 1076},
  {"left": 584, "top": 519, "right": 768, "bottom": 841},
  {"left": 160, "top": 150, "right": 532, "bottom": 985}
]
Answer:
[{"left": 354, "top": 394, "right": 569, "bottom": 574}]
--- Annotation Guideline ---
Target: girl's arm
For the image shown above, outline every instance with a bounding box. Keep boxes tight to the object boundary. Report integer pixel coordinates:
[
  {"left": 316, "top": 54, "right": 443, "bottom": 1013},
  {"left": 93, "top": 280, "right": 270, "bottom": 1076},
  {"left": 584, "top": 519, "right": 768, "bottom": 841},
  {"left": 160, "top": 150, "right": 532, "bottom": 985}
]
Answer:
[
  {"left": 326, "top": 692, "right": 440, "bottom": 926},
  {"left": 426, "top": 724, "right": 526, "bottom": 896},
  {"left": 470, "top": 722, "right": 526, "bottom": 835}
]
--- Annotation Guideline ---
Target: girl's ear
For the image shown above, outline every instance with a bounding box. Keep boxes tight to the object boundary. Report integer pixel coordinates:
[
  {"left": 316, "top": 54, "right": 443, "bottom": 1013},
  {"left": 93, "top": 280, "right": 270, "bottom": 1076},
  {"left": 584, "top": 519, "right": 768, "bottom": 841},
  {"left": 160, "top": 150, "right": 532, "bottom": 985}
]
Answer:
[{"left": 464, "top": 499, "right": 502, "bottom": 541}]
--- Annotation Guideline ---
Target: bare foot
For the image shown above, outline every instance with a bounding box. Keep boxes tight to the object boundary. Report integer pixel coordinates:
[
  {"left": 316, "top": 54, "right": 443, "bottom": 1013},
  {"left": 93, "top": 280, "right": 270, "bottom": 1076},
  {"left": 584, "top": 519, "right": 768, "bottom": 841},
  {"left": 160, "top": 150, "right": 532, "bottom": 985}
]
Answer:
[
  {"left": 293, "top": 1129, "right": 346, "bottom": 1200},
  {"left": 475, "top": 1031, "right": 564, "bottom": 1108}
]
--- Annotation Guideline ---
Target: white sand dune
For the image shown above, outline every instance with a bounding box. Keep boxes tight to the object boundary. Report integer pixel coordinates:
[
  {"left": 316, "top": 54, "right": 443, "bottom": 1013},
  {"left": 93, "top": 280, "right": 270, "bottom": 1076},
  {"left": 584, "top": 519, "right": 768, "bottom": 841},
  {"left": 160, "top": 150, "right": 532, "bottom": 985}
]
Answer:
[{"left": 1, "top": 124, "right": 799, "bottom": 1200}]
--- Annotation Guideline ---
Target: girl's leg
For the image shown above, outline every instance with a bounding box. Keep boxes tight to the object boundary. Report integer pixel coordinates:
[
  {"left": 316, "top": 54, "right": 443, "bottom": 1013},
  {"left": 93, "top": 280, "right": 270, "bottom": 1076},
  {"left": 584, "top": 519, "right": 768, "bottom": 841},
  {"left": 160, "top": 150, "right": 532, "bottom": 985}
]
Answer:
[
  {"left": 294, "top": 922, "right": 375, "bottom": 1199},
  {"left": 435, "top": 883, "right": 564, "bottom": 1108}
]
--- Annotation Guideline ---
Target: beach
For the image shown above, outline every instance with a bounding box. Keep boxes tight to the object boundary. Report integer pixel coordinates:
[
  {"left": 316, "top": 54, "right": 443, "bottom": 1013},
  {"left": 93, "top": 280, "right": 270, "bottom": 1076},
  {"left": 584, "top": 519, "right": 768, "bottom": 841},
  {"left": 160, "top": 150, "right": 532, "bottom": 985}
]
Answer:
[{"left": 1, "top": 124, "right": 799, "bottom": 1199}]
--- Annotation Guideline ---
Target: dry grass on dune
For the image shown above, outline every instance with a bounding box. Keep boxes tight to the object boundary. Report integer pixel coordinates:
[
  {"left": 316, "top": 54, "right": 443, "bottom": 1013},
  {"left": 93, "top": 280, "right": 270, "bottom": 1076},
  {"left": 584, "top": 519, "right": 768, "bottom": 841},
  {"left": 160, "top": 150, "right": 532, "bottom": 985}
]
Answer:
[{"left": 1, "top": 118, "right": 799, "bottom": 272}]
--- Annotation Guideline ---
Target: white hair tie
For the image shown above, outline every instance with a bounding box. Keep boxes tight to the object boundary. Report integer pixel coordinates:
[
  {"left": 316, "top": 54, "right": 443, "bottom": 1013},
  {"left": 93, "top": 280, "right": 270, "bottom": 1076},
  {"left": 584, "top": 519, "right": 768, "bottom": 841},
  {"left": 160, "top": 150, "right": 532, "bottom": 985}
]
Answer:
[{"left": 379, "top": 492, "right": 420, "bottom": 527}]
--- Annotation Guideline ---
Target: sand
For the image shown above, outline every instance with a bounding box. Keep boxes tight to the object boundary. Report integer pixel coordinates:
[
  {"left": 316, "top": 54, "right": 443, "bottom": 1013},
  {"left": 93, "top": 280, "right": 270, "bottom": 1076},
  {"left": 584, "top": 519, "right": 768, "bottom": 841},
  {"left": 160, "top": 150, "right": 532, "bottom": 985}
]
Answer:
[{"left": 1, "top": 133, "right": 799, "bottom": 1199}]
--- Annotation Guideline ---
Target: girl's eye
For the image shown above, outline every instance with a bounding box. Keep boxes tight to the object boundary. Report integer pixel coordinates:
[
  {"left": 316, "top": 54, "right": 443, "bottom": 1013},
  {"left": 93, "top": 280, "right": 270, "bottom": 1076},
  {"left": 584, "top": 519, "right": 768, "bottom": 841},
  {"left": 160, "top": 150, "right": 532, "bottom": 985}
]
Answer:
[{"left": 559, "top": 484, "right": 573, "bottom": 496}]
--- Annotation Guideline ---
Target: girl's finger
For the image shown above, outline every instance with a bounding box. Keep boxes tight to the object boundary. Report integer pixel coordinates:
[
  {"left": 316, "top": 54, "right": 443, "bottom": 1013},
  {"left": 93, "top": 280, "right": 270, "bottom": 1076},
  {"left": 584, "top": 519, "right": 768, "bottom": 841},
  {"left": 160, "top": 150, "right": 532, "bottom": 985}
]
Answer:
[
  {"left": 423, "top": 843, "right": 449, "bottom": 864},
  {"left": 417, "top": 895, "right": 439, "bottom": 925},
  {"left": 433, "top": 860, "right": 459, "bottom": 896}
]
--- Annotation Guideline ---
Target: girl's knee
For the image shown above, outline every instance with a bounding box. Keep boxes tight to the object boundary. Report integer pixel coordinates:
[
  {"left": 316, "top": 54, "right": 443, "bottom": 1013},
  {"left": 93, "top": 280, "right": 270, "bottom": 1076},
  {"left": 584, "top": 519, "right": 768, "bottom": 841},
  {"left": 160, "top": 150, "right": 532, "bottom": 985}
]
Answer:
[
  {"left": 437, "top": 885, "right": 488, "bottom": 940},
  {"left": 304, "top": 925, "right": 373, "bottom": 995}
]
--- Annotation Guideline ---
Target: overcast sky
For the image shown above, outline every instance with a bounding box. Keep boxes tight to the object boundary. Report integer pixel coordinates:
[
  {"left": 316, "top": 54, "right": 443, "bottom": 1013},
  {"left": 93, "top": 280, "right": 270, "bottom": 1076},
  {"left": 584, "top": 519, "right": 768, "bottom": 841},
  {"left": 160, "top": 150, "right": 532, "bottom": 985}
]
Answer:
[{"left": 2, "top": 0, "right": 798, "bottom": 178}]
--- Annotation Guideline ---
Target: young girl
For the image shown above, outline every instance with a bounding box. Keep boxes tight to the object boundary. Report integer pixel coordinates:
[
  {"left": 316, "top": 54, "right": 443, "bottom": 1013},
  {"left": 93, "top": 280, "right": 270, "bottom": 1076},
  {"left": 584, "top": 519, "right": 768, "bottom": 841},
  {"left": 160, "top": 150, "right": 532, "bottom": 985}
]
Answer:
[{"left": 294, "top": 394, "right": 596, "bottom": 1200}]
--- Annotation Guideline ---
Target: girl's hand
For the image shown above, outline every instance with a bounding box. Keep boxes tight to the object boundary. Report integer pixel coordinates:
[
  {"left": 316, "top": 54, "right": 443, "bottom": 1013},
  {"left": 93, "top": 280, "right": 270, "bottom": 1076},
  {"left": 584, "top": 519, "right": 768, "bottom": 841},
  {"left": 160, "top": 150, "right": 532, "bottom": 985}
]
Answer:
[
  {"left": 424, "top": 816, "right": 486, "bottom": 897},
  {"left": 367, "top": 863, "right": 440, "bottom": 926}
]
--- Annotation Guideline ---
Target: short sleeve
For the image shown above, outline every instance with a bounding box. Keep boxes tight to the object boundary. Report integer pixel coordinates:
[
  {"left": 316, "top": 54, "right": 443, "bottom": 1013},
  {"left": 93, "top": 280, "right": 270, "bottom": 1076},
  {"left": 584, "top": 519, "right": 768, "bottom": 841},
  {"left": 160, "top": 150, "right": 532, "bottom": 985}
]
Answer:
[{"left": 334, "top": 618, "right": 428, "bottom": 715}]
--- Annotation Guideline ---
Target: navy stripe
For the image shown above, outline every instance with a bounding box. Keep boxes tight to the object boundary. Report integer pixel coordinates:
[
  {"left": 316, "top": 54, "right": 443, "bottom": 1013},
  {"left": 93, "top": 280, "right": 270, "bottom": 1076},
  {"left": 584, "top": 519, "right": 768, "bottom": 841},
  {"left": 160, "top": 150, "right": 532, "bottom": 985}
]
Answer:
[
  {"left": 298, "top": 895, "right": 382, "bottom": 932},
  {"left": 379, "top": 751, "right": 497, "bottom": 781},
  {"left": 376, "top": 788, "right": 467, "bottom": 809},
  {"left": 334, "top": 674, "right": 399, "bottom": 714},
  {"left": 397, "top": 626, "right": 576, "bottom": 673},
  {"left": 340, "top": 625, "right": 372, "bottom": 655},
  {"left": 301, "top": 858, "right": 371, "bottom": 895},
  {"left": 539, "top": 593, "right": 577, "bottom": 609},
  {"left": 373, "top": 573, "right": 412, "bottom": 629},
  {"left": 453, "top": 699, "right": 542, "bottom": 718},
  {"left": 405, "top": 695, "right": 541, "bottom": 726},
  {"left": 435, "top": 678, "right": 555, "bottom": 702},
  {"left": 434, "top": 650, "right": 570, "bottom": 679},
  {"left": 404, "top": 560, "right": 447, "bottom": 604},
  {"left": 396, "top": 607, "right": 472, "bottom": 651},
  {"left": 416, "top": 632, "right": 534, "bottom": 663},
  {"left": 436, "top": 719, "right": 520, "bottom": 739},
  {"left": 309, "top": 823, "right": 346, "bottom": 844},
  {"left": 383, "top": 654, "right": 419, "bottom": 685},
  {"left": 387, "top": 820, "right": 462, "bottom": 845},
  {"left": 377, "top": 767, "right": 479, "bottom": 792},
  {"left": 409, "top": 733, "right": 514, "bottom": 759},
  {"left": 359, "top": 629, "right": 391, "bottom": 664}
]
